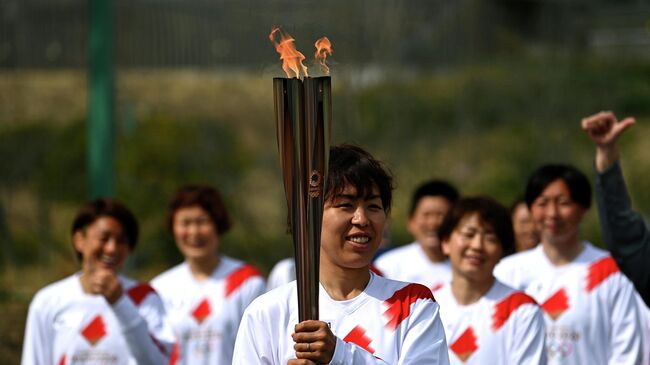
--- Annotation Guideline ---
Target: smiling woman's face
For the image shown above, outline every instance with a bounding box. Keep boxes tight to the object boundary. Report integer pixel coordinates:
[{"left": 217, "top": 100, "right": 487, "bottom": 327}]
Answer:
[
  {"left": 442, "top": 213, "right": 503, "bottom": 282},
  {"left": 74, "top": 216, "right": 131, "bottom": 274},
  {"left": 320, "top": 183, "right": 386, "bottom": 271},
  {"left": 172, "top": 205, "right": 220, "bottom": 261}
]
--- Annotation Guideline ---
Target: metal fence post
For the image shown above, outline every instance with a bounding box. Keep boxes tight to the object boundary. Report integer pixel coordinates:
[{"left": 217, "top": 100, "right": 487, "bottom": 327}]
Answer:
[{"left": 88, "top": 0, "right": 114, "bottom": 198}]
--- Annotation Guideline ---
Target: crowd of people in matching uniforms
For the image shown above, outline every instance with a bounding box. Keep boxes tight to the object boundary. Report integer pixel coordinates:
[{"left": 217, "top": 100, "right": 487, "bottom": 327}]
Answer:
[{"left": 21, "top": 111, "right": 650, "bottom": 364}]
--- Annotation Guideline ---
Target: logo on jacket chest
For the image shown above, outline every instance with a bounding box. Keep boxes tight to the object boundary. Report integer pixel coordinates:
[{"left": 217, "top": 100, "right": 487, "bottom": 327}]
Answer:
[
  {"left": 81, "top": 315, "right": 108, "bottom": 346},
  {"left": 192, "top": 298, "right": 212, "bottom": 324}
]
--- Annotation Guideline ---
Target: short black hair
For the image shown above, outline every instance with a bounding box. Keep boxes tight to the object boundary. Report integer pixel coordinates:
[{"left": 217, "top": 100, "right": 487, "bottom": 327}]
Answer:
[
  {"left": 524, "top": 164, "right": 591, "bottom": 209},
  {"left": 71, "top": 199, "right": 139, "bottom": 260},
  {"left": 409, "top": 180, "right": 459, "bottom": 216},
  {"left": 167, "top": 184, "right": 232, "bottom": 235},
  {"left": 326, "top": 144, "right": 394, "bottom": 212},
  {"left": 438, "top": 196, "right": 515, "bottom": 257}
]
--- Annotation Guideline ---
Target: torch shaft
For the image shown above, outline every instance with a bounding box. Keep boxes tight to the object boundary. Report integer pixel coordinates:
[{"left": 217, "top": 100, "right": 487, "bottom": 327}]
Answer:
[{"left": 274, "top": 76, "right": 331, "bottom": 322}]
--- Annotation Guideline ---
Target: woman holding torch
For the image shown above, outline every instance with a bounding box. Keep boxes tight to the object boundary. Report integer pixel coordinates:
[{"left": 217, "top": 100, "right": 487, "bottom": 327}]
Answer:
[{"left": 233, "top": 144, "right": 449, "bottom": 364}]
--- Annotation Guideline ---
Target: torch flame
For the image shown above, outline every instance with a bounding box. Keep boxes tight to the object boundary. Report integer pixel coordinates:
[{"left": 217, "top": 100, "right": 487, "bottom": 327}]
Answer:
[
  {"left": 269, "top": 27, "right": 309, "bottom": 79},
  {"left": 314, "top": 37, "right": 333, "bottom": 75}
]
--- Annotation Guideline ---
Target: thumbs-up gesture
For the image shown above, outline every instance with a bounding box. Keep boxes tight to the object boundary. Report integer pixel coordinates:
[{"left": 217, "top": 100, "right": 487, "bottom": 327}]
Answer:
[{"left": 581, "top": 111, "right": 636, "bottom": 172}]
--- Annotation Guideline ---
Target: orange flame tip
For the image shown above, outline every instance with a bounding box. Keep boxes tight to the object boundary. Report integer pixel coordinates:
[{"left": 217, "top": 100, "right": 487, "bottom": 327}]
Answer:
[
  {"left": 269, "top": 27, "right": 309, "bottom": 79},
  {"left": 314, "top": 37, "right": 333, "bottom": 75}
]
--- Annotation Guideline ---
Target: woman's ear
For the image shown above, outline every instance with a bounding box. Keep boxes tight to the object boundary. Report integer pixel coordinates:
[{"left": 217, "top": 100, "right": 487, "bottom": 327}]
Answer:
[
  {"left": 441, "top": 238, "right": 451, "bottom": 256},
  {"left": 406, "top": 216, "right": 416, "bottom": 236},
  {"left": 72, "top": 230, "right": 85, "bottom": 253}
]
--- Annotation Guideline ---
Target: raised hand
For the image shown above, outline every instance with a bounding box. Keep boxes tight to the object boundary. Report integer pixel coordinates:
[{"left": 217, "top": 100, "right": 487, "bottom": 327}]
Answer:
[
  {"left": 581, "top": 111, "right": 635, "bottom": 172},
  {"left": 581, "top": 111, "right": 635, "bottom": 148}
]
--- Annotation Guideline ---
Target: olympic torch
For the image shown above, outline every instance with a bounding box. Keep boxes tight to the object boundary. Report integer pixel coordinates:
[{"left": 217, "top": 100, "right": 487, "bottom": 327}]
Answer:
[{"left": 271, "top": 28, "right": 332, "bottom": 321}]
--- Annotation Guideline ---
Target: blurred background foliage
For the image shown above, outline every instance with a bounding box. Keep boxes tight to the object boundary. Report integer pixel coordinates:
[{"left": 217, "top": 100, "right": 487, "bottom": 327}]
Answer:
[{"left": 2, "top": 0, "right": 650, "bottom": 361}]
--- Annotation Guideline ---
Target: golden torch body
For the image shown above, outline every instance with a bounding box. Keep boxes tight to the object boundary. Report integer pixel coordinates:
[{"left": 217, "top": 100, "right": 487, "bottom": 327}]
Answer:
[{"left": 273, "top": 76, "right": 331, "bottom": 321}]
